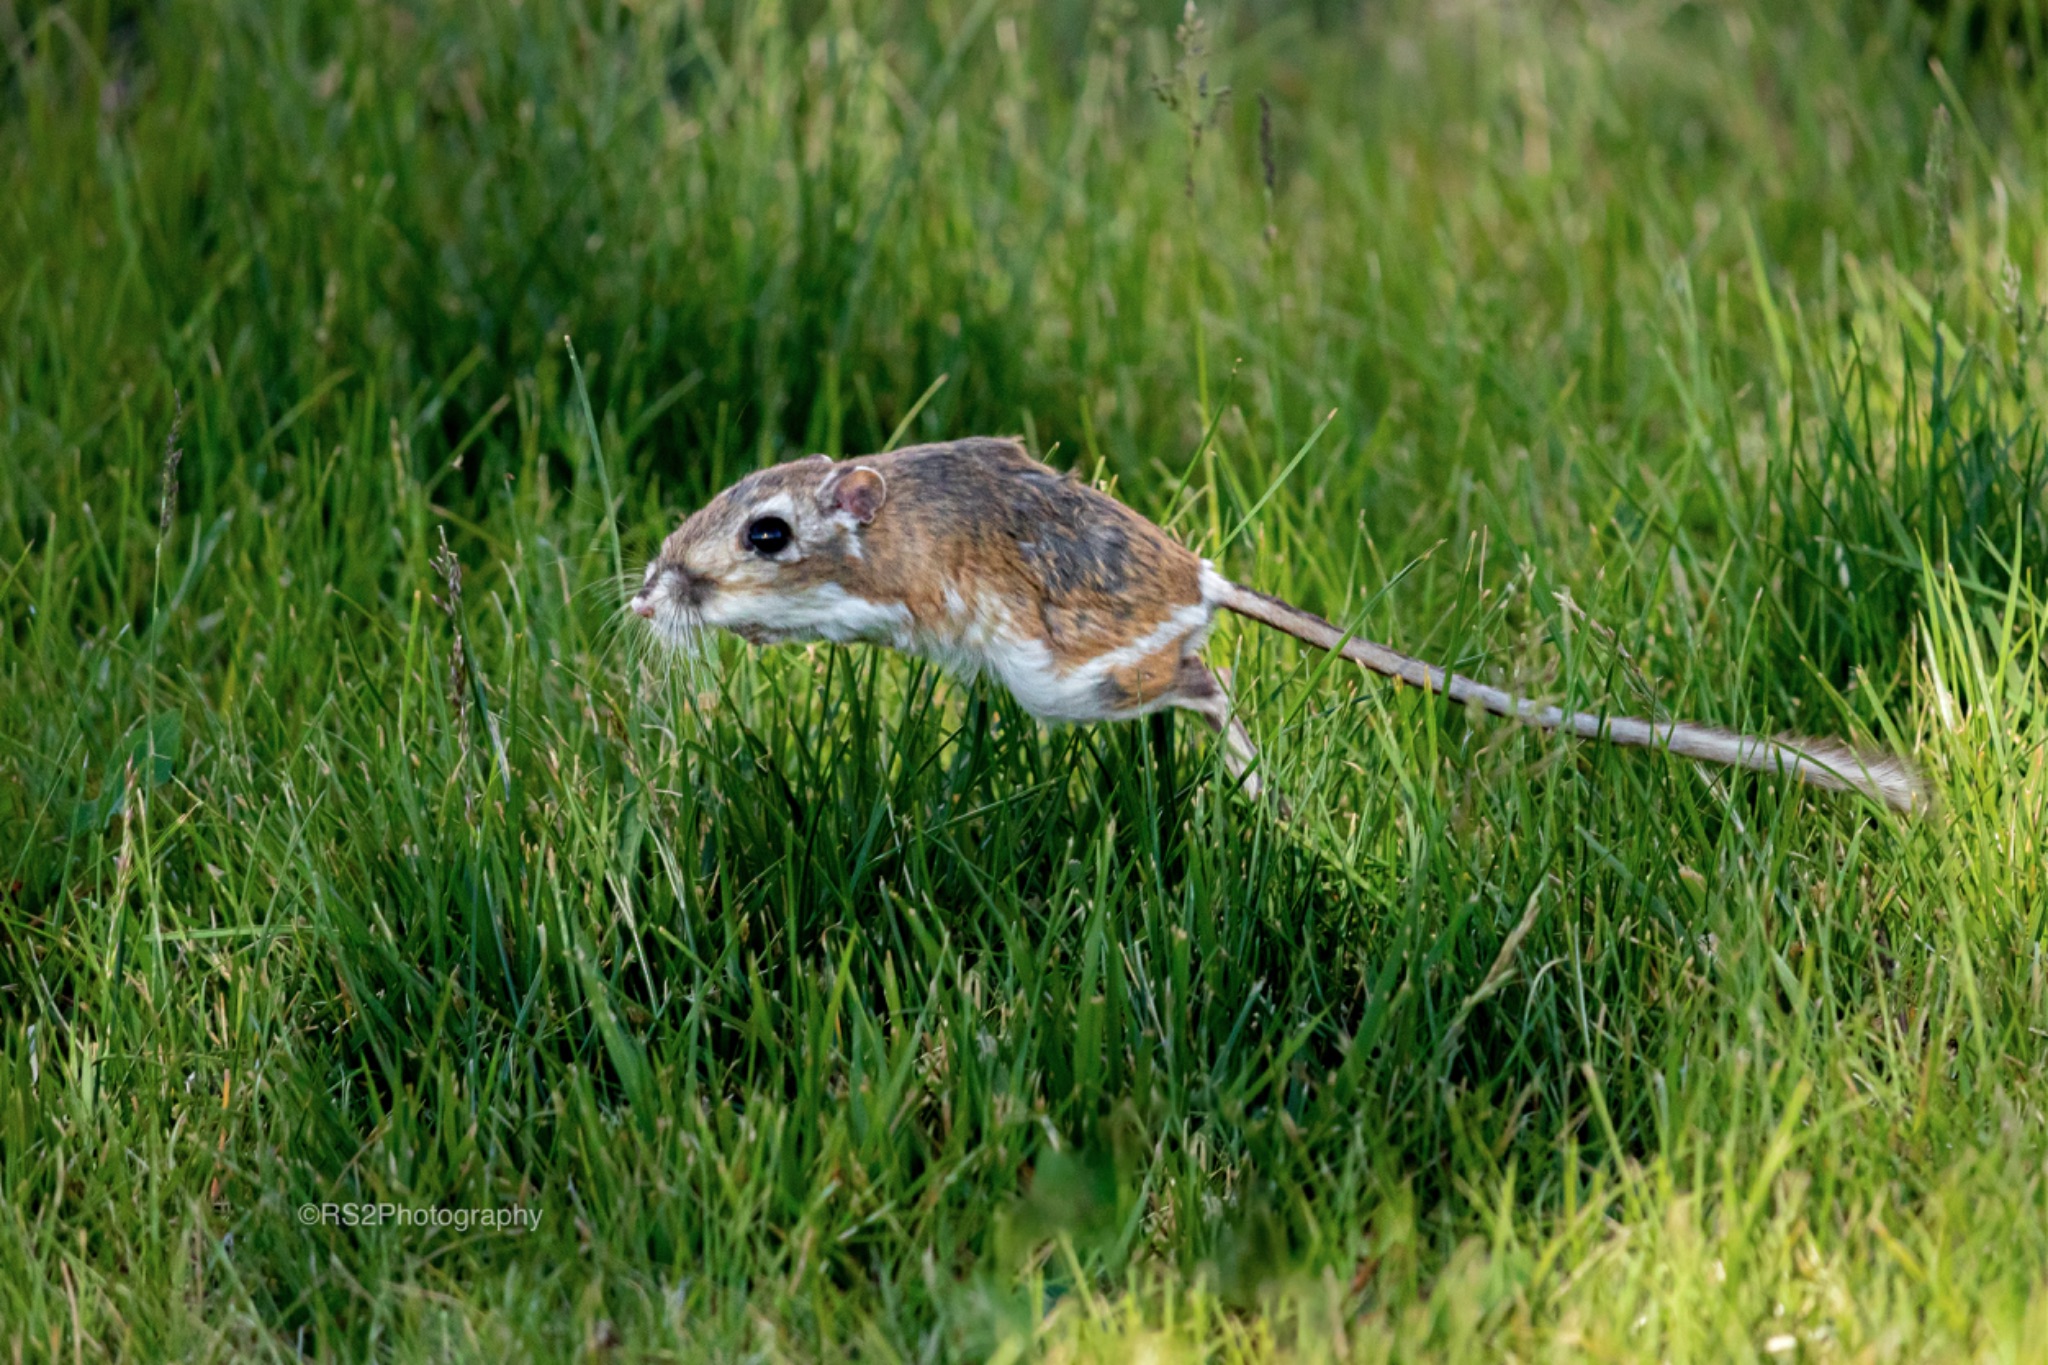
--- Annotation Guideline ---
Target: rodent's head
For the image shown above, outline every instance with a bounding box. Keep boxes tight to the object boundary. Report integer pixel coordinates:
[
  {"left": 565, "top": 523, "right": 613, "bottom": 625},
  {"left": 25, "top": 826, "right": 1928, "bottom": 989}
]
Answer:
[{"left": 630, "top": 454, "right": 889, "bottom": 647}]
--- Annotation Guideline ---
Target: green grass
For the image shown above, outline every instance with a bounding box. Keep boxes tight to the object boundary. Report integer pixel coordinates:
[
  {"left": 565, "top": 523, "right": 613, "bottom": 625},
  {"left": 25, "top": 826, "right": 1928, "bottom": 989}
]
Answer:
[{"left": 7, "top": 0, "right": 2048, "bottom": 1358}]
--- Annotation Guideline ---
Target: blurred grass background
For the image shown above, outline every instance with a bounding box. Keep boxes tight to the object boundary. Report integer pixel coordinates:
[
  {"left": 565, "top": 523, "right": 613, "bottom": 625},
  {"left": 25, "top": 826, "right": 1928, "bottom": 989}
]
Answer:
[{"left": 7, "top": 0, "right": 2048, "bottom": 1358}]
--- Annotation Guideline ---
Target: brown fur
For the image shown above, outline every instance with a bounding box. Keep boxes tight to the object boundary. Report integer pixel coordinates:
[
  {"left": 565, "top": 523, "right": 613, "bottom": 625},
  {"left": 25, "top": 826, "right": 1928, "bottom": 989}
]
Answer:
[
  {"left": 659, "top": 438, "right": 1206, "bottom": 676},
  {"left": 861, "top": 438, "right": 1203, "bottom": 669}
]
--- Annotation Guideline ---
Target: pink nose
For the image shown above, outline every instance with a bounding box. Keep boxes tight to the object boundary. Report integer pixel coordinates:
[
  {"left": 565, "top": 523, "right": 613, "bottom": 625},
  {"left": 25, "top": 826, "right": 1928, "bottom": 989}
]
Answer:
[{"left": 632, "top": 599, "right": 656, "bottom": 619}]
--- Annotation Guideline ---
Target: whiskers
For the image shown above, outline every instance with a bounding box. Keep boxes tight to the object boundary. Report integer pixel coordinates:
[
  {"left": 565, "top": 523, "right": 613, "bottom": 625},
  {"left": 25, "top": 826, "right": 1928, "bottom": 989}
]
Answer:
[
  {"left": 555, "top": 556, "right": 726, "bottom": 723},
  {"left": 610, "top": 595, "right": 719, "bottom": 704},
  {"left": 580, "top": 566, "right": 652, "bottom": 613}
]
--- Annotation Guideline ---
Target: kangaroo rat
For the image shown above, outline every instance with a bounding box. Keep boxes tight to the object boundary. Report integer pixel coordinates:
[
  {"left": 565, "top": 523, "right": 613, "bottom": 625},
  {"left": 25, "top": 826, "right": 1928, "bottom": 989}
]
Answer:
[{"left": 630, "top": 437, "right": 1920, "bottom": 812}]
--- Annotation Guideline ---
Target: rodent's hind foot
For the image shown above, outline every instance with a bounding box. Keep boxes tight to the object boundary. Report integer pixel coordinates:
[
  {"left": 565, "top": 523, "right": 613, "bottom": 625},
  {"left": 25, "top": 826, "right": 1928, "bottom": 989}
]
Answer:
[{"left": 1173, "top": 658, "right": 1290, "bottom": 817}]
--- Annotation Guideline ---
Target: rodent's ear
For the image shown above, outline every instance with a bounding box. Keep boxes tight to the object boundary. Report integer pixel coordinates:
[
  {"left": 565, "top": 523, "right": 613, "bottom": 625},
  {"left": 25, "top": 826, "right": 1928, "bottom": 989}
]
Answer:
[{"left": 821, "top": 465, "right": 887, "bottom": 525}]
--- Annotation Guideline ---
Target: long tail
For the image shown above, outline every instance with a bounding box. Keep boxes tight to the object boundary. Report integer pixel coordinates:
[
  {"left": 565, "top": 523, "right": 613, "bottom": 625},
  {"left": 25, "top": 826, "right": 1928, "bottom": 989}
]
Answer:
[{"left": 1215, "top": 581, "right": 1922, "bottom": 814}]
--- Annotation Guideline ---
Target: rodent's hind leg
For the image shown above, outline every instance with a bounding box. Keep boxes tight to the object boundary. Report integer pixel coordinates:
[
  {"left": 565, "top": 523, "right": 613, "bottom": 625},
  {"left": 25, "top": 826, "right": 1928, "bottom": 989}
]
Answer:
[{"left": 1170, "top": 657, "right": 1282, "bottom": 812}]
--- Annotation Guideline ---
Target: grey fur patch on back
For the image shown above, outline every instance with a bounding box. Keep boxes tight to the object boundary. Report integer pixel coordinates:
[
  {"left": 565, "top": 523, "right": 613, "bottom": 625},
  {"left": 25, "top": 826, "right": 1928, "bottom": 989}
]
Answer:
[
  {"left": 889, "top": 439, "right": 1149, "bottom": 599},
  {"left": 1019, "top": 494, "right": 1132, "bottom": 596}
]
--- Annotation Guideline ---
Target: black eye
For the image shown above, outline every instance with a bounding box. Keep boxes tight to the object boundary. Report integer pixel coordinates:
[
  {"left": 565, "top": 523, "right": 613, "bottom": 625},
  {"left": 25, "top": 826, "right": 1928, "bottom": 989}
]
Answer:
[{"left": 745, "top": 516, "right": 792, "bottom": 556}]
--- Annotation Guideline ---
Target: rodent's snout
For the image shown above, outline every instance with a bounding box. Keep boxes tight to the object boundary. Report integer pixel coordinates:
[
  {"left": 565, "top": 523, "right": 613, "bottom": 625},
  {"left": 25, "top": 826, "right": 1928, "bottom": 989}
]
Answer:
[{"left": 631, "top": 559, "right": 708, "bottom": 621}]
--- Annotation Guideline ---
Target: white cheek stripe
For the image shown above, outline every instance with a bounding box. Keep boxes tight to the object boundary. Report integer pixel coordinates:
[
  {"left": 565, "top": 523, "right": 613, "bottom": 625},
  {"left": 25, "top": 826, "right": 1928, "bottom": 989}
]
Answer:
[{"left": 701, "top": 582, "right": 913, "bottom": 647}]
